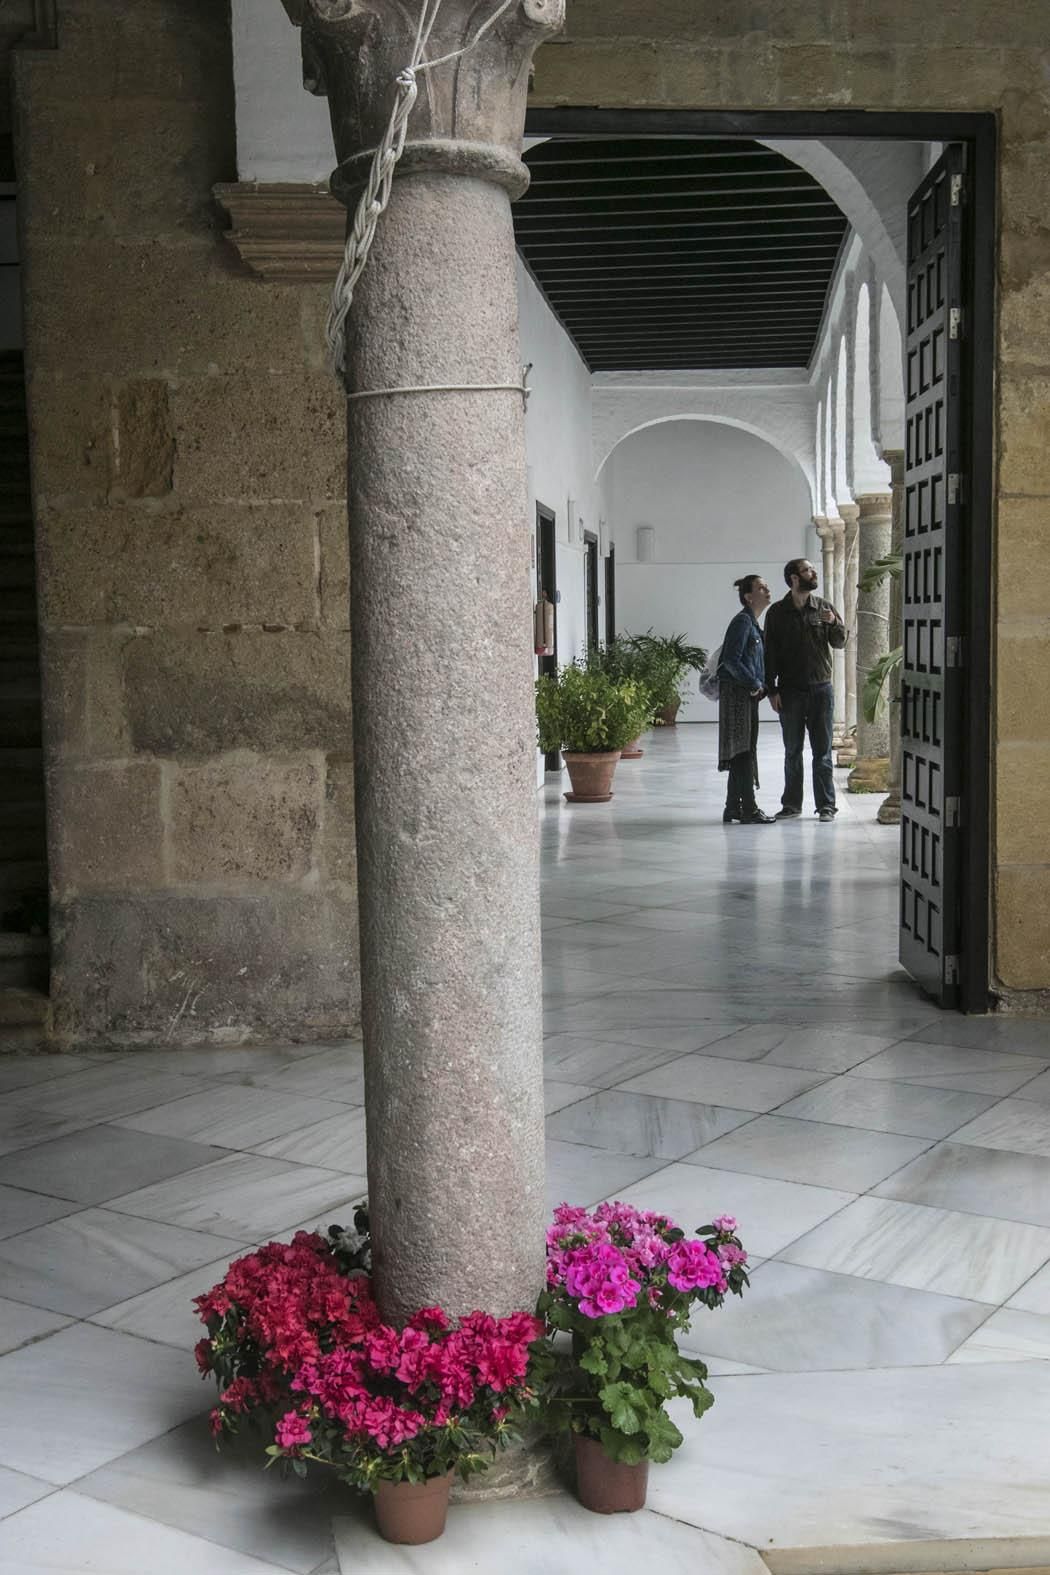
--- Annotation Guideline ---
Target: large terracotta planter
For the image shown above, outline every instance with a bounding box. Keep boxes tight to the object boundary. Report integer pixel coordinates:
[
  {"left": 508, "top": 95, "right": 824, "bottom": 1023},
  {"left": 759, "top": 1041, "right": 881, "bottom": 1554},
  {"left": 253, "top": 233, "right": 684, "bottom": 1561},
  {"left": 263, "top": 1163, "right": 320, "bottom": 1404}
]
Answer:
[
  {"left": 573, "top": 1433, "right": 648, "bottom": 1513},
  {"left": 620, "top": 736, "right": 644, "bottom": 759},
  {"left": 563, "top": 750, "right": 619, "bottom": 803},
  {"left": 655, "top": 701, "right": 680, "bottom": 726},
  {"left": 374, "top": 1471, "right": 453, "bottom": 1544}
]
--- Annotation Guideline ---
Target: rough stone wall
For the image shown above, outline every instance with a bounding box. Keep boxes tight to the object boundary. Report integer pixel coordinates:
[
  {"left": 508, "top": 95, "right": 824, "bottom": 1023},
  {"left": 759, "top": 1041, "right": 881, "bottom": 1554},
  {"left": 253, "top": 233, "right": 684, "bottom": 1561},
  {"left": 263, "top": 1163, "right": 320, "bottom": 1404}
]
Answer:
[
  {"left": 15, "top": 0, "right": 358, "bottom": 1045},
  {"left": 531, "top": 0, "right": 1050, "bottom": 1002}
]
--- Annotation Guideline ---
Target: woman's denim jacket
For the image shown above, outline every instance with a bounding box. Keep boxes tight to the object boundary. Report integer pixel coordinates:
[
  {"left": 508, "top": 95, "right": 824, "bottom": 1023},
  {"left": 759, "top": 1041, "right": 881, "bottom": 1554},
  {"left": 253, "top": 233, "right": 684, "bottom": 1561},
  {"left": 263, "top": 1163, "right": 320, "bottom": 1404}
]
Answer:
[{"left": 719, "top": 608, "right": 765, "bottom": 691}]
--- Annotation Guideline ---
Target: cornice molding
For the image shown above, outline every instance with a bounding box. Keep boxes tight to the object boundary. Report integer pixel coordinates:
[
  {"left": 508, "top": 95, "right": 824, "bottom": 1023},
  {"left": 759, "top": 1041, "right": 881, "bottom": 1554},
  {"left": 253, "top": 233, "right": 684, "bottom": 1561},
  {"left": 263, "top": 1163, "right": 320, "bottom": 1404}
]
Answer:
[{"left": 213, "top": 182, "right": 344, "bottom": 284}]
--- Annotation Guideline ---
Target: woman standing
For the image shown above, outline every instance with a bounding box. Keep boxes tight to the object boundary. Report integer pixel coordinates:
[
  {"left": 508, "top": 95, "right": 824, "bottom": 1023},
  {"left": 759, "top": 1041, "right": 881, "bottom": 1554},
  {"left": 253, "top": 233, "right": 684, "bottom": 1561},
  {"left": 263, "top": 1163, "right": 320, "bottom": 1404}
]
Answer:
[{"left": 718, "top": 574, "right": 775, "bottom": 824}]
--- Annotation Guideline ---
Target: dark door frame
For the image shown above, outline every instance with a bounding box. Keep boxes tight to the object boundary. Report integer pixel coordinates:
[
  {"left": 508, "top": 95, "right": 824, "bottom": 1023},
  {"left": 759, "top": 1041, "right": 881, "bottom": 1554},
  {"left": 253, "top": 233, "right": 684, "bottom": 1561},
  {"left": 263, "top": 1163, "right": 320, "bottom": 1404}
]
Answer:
[
  {"left": 604, "top": 543, "right": 616, "bottom": 646},
  {"left": 583, "top": 529, "right": 600, "bottom": 653},
  {"left": 535, "top": 501, "right": 560, "bottom": 772},
  {"left": 525, "top": 107, "right": 995, "bottom": 1013}
]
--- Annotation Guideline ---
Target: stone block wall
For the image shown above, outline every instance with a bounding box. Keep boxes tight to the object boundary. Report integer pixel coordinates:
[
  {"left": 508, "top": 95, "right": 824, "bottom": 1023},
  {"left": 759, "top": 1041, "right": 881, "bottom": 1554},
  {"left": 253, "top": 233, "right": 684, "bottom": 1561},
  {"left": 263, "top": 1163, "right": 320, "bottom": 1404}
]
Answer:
[
  {"left": 531, "top": 0, "right": 1050, "bottom": 1003},
  {"left": 14, "top": 0, "right": 358, "bottom": 1045}
]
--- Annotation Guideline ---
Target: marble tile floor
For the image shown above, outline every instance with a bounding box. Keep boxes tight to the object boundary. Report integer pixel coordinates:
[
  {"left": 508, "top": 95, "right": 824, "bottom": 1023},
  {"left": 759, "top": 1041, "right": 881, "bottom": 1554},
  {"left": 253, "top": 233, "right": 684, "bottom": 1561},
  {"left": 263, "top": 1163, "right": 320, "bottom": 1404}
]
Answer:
[{"left": 1, "top": 727, "right": 1050, "bottom": 1571}]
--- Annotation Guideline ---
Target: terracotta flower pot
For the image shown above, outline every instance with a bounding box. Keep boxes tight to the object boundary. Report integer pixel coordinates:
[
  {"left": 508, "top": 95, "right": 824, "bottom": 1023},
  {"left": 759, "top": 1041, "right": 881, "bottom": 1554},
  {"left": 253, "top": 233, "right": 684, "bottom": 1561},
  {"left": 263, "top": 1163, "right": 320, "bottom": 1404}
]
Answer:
[
  {"left": 374, "top": 1471, "right": 453, "bottom": 1545},
  {"left": 656, "top": 701, "right": 681, "bottom": 726},
  {"left": 620, "top": 736, "right": 644, "bottom": 759},
  {"left": 573, "top": 1433, "right": 649, "bottom": 1513},
  {"left": 562, "top": 750, "right": 619, "bottom": 803}
]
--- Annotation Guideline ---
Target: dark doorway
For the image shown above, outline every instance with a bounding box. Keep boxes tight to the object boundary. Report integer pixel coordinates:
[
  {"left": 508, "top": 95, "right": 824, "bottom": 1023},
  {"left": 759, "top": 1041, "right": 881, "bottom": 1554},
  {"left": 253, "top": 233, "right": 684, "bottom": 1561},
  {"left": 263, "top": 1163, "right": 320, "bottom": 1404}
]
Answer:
[
  {"left": 604, "top": 544, "right": 616, "bottom": 646},
  {"left": 583, "top": 530, "right": 600, "bottom": 654},
  {"left": 524, "top": 107, "right": 995, "bottom": 1013},
  {"left": 535, "top": 502, "right": 560, "bottom": 772}
]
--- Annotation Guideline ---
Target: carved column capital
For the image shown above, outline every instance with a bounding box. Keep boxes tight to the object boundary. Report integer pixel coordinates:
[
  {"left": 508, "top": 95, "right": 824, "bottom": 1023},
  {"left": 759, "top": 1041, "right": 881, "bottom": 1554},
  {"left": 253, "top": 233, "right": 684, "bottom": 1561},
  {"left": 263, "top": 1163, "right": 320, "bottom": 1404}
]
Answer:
[
  {"left": 828, "top": 514, "right": 845, "bottom": 543},
  {"left": 856, "top": 491, "right": 893, "bottom": 519},
  {"left": 282, "top": 0, "right": 565, "bottom": 202}
]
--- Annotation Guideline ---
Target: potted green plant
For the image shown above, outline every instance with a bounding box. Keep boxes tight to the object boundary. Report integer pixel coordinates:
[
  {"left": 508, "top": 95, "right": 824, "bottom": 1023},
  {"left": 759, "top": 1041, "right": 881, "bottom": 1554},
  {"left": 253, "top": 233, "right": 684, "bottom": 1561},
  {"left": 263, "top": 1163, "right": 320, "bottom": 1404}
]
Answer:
[
  {"left": 535, "top": 663, "right": 652, "bottom": 802},
  {"left": 585, "top": 641, "right": 655, "bottom": 757},
  {"left": 621, "top": 631, "right": 708, "bottom": 725},
  {"left": 533, "top": 1202, "right": 749, "bottom": 1513}
]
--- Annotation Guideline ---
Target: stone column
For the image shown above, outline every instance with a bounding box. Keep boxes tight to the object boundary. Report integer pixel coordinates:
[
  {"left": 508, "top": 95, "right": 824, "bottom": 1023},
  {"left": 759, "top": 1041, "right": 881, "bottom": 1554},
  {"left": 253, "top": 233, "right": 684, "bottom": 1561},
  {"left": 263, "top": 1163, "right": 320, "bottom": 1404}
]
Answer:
[
  {"left": 836, "top": 502, "right": 860, "bottom": 766},
  {"left": 848, "top": 491, "right": 894, "bottom": 793},
  {"left": 877, "top": 451, "right": 906, "bottom": 824},
  {"left": 829, "top": 515, "right": 847, "bottom": 746},
  {"left": 283, "top": 0, "right": 563, "bottom": 1326}
]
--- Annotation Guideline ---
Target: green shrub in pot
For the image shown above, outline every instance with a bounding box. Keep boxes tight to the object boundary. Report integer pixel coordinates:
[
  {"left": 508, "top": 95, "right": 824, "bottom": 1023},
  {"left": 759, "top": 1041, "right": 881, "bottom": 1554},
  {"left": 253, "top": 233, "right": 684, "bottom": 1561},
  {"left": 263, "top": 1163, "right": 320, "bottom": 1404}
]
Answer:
[{"left": 535, "top": 663, "right": 653, "bottom": 756}]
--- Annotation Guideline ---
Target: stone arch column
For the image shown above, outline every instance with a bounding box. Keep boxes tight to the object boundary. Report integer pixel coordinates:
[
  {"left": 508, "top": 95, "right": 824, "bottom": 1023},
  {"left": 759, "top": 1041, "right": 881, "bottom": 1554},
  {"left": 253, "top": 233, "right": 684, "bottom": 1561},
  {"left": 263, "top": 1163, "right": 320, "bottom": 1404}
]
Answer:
[
  {"left": 282, "top": 0, "right": 563, "bottom": 1327},
  {"left": 848, "top": 492, "right": 894, "bottom": 791},
  {"left": 828, "top": 514, "right": 847, "bottom": 744},
  {"left": 836, "top": 501, "right": 860, "bottom": 765}
]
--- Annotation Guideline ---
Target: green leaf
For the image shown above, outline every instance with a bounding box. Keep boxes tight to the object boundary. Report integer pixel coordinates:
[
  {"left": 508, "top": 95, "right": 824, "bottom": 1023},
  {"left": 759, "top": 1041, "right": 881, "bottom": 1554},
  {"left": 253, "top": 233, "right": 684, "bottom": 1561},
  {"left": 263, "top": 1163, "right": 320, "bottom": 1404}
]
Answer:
[
  {"left": 858, "top": 550, "right": 902, "bottom": 594},
  {"left": 598, "top": 1381, "right": 647, "bottom": 1435},
  {"left": 598, "top": 1426, "right": 647, "bottom": 1465},
  {"left": 579, "top": 1347, "right": 608, "bottom": 1376},
  {"left": 644, "top": 1409, "right": 684, "bottom": 1464},
  {"left": 862, "top": 646, "right": 903, "bottom": 724}
]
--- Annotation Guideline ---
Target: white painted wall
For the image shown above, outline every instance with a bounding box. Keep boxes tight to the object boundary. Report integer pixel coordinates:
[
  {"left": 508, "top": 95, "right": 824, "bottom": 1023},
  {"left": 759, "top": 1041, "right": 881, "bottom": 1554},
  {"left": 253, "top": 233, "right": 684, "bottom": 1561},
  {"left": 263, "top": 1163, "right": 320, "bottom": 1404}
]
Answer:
[
  {"left": 232, "top": 0, "right": 333, "bottom": 183},
  {"left": 602, "top": 421, "right": 811, "bottom": 723}
]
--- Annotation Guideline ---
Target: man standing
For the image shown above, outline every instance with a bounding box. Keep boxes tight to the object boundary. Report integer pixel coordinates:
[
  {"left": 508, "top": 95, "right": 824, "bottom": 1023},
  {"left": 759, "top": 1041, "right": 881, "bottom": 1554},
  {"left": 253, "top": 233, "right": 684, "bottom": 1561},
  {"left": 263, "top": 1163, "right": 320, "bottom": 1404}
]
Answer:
[{"left": 764, "top": 558, "right": 847, "bottom": 823}]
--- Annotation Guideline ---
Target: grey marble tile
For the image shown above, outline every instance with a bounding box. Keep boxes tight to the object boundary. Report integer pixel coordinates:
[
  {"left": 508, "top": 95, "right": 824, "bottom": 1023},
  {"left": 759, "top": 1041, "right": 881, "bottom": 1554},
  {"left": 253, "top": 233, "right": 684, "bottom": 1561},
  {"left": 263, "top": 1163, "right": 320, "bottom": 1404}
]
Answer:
[
  {"left": 0, "top": 1324, "right": 207, "bottom": 1484},
  {"left": 0, "top": 1126, "right": 230, "bottom": 1205},
  {"left": 620, "top": 1054, "right": 829, "bottom": 1113},
  {"left": 91, "top": 1253, "right": 241, "bottom": 1350},
  {"left": 949, "top": 1098, "right": 1050, "bottom": 1158},
  {"left": 0, "top": 1466, "right": 51, "bottom": 1520},
  {"left": 756, "top": 1027, "right": 902, "bottom": 1074},
  {"left": 1010, "top": 1067, "right": 1050, "bottom": 1104},
  {"left": 77, "top": 1418, "right": 346, "bottom": 1575},
  {"left": 540, "top": 896, "right": 641, "bottom": 921},
  {"left": 251, "top": 1106, "right": 367, "bottom": 1173},
  {"left": 0, "top": 1055, "right": 102, "bottom": 1094},
  {"left": 118, "top": 1084, "right": 343, "bottom": 1151},
  {"left": 686, "top": 1114, "right": 931, "bottom": 1192},
  {"left": 850, "top": 1041, "right": 1049, "bottom": 1096},
  {"left": 0, "top": 1491, "right": 296, "bottom": 1572},
  {"left": 0, "top": 1103, "right": 97, "bottom": 1159},
  {"left": 683, "top": 1259, "right": 990, "bottom": 1373},
  {"left": 875, "top": 1141, "right": 1050, "bottom": 1227},
  {"left": 1008, "top": 1259, "right": 1050, "bottom": 1314},
  {"left": 546, "top": 1089, "right": 754, "bottom": 1158},
  {"left": 545, "top": 1140, "right": 665, "bottom": 1211},
  {"left": 4, "top": 1063, "right": 207, "bottom": 1123},
  {"left": 0, "top": 1207, "right": 247, "bottom": 1318},
  {"left": 910, "top": 1018, "right": 1050, "bottom": 1057},
  {"left": 947, "top": 1307, "right": 1050, "bottom": 1363},
  {"left": 781, "top": 1195, "right": 1050, "bottom": 1304},
  {"left": 107, "top": 1152, "right": 363, "bottom": 1241},
  {"left": 0, "top": 1297, "right": 71, "bottom": 1357},
  {"left": 775, "top": 1074, "right": 997, "bottom": 1138},
  {"left": 0, "top": 1185, "right": 78, "bottom": 1242},
  {"left": 107, "top": 1045, "right": 331, "bottom": 1078},
  {"left": 611, "top": 1162, "right": 855, "bottom": 1258},
  {"left": 542, "top": 1033, "right": 686, "bottom": 1088},
  {"left": 543, "top": 1081, "right": 596, "bottom": 1115},
  {"left": 216, "top": 1044, "right": 365, "bottom": 1104}
]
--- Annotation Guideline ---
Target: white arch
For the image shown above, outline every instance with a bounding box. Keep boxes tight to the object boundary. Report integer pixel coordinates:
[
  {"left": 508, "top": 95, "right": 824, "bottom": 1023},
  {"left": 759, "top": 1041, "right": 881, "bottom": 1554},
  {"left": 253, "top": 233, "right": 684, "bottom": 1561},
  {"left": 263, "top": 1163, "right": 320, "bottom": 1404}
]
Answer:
[
  {"left": 833, "top": 337, "right": 852, "bottom": 506},
  {"left": 852, "top": 280, "right": 890, "bottom": 494},
  {"left": 595, "top": 412, "right": 815, "bottom": 511},
  {"left": 815, "top": 396, "right": 825, "bottom": 517},
  {"left": 878, "top": 282, "right": 906, "bottom": 454}
]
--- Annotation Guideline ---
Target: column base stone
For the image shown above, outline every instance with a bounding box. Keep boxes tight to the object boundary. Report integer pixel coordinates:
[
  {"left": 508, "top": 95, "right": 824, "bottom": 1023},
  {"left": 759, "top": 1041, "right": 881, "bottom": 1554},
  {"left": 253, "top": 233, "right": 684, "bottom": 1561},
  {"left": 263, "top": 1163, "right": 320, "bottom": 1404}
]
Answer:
[
  {"left": 450, "top": 1431, "right": 561, "bottom": 1503},
  {"left": 836, "top": 744, "right": 857, "bottom": 768},
  {"left": 848, "top": 755, "right": 891, "bottom": 793},
  {"left": 877, "top": 789, "right": 902, "bottom": 825}
]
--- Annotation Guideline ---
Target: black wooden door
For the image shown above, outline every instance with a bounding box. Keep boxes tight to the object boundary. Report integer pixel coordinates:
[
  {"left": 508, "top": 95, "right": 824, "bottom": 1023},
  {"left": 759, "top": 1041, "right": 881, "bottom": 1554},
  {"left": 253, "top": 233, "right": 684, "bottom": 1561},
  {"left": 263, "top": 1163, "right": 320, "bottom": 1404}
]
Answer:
[
  {"left": 604, "top": 544, "right": 616, "bottom": 646},
  {"left": 899, "top": 146, "right": 966, "bottom": 1006},
  {"left": 583, "top": 531, "right": 600, "bottom": 653}
]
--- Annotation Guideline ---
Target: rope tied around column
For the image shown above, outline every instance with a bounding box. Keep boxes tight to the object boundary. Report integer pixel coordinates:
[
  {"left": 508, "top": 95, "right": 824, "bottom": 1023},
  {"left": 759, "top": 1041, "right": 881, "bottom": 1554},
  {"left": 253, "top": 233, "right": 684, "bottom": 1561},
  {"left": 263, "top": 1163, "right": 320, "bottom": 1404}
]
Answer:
[{"left": 323, "top": 0, "right": 526, "bottom": 397}]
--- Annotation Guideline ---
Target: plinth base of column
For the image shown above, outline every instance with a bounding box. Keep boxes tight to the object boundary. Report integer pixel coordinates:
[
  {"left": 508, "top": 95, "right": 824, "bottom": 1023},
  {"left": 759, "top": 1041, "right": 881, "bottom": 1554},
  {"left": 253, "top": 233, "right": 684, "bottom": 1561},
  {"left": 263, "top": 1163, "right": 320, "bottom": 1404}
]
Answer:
[
  {"left": 564, "top": 791, "right": 613, "bottom": 804},
  {"left": 877, "top": 789, "right": 902, "bottom": 825},
  {"left": 836, "top": 745, "right": 857, "bottom": 768},
  {"left": 450, "top": 1430, "right": 561, "bottom": 1503},
  {"left": 848, "top": 756, "right": 891, "bottom": 794}
]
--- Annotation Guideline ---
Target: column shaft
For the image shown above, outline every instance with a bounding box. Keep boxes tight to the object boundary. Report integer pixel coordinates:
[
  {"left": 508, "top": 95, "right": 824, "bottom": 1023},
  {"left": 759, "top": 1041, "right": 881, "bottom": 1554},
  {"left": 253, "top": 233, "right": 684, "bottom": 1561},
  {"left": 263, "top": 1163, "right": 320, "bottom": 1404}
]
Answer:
[
  {"left": 829, "top": 516, "right": 847, "bottom": 745},
  {"left": 849, "top": 491, "right": 894, "bottom": 792},
  {"left": 837, "top": 503, "right": 860, "bottom": 766}
]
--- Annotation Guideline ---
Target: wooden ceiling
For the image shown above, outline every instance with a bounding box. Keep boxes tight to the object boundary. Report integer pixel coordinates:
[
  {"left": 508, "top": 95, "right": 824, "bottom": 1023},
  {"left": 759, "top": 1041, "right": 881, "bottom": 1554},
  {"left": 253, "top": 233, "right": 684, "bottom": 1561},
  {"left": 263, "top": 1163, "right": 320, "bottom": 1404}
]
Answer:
[{"left": 515, "top": 138, "right": 849, "bottom": 373}]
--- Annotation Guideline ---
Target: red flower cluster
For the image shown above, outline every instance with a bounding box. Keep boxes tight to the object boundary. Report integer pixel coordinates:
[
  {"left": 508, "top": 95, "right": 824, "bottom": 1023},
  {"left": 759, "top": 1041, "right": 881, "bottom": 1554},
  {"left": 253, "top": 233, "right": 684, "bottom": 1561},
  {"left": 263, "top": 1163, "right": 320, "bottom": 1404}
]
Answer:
[{"left": 194, "top": 1233, "right": 543, "bottom": 1490}]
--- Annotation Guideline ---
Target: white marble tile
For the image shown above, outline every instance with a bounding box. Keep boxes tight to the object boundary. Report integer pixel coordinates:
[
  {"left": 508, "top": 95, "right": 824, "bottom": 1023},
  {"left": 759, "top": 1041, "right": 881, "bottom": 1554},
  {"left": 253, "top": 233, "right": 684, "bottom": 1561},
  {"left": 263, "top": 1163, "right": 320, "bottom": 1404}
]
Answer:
[
  {"left": 948, "top": 1307, "right": 1050, "bottom": 1363},
  {"left": 0, "top": 1467, "right": 51, "bottom": 1520},
  {"left": 0, "top": 1055, "right": 101, "bottom": 1094},
  {"left": 0, "top": 1185, "right": 77, "bottom": 1242},
  {"left": 0, "top": 1207, "right": 246, "bottom": 1318},
  {"left": 949, "top": 1098, "right": 1050, "bottom": 1157},
  {"left": 621, "top": 1054, "right": 829, "bottom": 1113},
  {"left": 610, "top": 1162, "right": 855, "bottom": 1258},
  {"left": 77, "top": 1418, "right": 346, "bottom": 1575},
  {"left": 250, "top": 1106, "right": 367, "bottom": 1173},
  {"left": 0, "top": 1492, "right": 294, "bottom": 1572},
  {"left": 686, "top": 1114, "right": 931, "bottom": 1192},
  {"left": 546, "top": 1140, "right": 666, "bottom": 1210},
  {"left": 850, "top": 1041, "right": 1049, "bottom": 1096},
  {"left": 678, "top": 1259, "right": 989, "bottom": 1372},
  {"left": 540, "top": 896, "right": 641, "bottom": 921},
  {"left": 781, "top": 1195, "right": 1050, "bottom": 1304},
  {"left": 217, "top": 1044, "right": 365, "bottom": 1104},
  {"left": 4, "top": 1063, "right": 207, "bottom": 1123},
  {"left": 333, "top": 1496, "right": 769, "bottom": 1575},
  {"left": 91, "top": 1253, "right": 240, "bottom": 1349},
  {"left": 1010, "top": 1066, "right": 1050, "bottom": 1103},
  {"left": 1008, "top": 1259, "right": 1050, "bottom": 1314},
  {"left": 648, "top": 1362, "right": 1050, "bottom": 1549},
  {"left": 911, "top": 1018, "right": 1050, "bottom": 1057},
  {"left": 118, "top": 1084, "right": 344, "bottom": 1151},
  {"left": 543, "top": 1080, "right": 596, "bottom": 1114},
  {"left": 756, "top": 1026, "right": 904, "bottom": 1074},
  {"left": 0, "top": 1324, "right": 207, "bottom": 1484},
  {"left": 543, "top": 1032, "right": 720, "bottom": 1087},
  {"left": 106, "top": 1152, "right": 364, "bottom": 1241},
  {"left": 0, "top": 1104, "right": 96, "bottom": 1158},
  {"left": 547, "top": 1089, "right": 754, "bottom": 1158},
  {"left": 108, "top": 1045, "right": 330, "bottom": 1078},
  {"left": 775, "top": 1074, "right": 997, "bottom": 1138},
  {"left": 0, "top": 1297, "right": 71, "bottom": 1357},
  {"left": 0, "top": 1126, "right": 230, "bottom": 1205},
  {"left": 876, "top": 1141, "right": 1050, "bottom": 1228}
]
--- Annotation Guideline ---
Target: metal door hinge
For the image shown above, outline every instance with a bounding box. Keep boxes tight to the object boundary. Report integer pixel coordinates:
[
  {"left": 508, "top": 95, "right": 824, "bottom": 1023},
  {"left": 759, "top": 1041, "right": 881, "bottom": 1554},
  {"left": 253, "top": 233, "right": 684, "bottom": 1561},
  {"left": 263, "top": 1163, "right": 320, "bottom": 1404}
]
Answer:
[
  {"left": 944, "top": 954, "right": 960, "bottom": 985},
  {"left": 950, "top": 173, "right": 964, "bottom": 207},
  {"left": 947, "top": 473, "right": 964, "bottom": 505},
  {"left": 949, "top": 306, "right": 963, "bottom": 339},
  {"left": 945, "top": 635, "right": 965, "bottom": 668},
  {"left": 944, "top": 795, "right": 962, "bottom": 828}
]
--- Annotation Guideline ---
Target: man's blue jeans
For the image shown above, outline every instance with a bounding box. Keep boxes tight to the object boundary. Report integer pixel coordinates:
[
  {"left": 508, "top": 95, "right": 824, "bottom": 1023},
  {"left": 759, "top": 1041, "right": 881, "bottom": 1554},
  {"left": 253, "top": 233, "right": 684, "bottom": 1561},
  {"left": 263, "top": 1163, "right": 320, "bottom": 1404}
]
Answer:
[{"left": 778, "top": 683, "right": 836, "bottom": 812}]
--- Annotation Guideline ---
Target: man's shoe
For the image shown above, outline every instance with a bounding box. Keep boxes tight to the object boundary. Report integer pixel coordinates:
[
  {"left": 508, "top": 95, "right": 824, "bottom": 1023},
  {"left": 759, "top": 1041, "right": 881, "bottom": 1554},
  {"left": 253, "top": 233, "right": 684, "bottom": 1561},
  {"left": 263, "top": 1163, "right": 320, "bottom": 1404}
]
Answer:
[
  {"left": 723, "top": 805, "right": 741, "bottom": 823},
  {"left": 740, "top": 808, "right": 776, "bottom": 824},
  {"left": 818, "top": 807, "right": 835, "bottom": 822},
  {"left": 775, "top": 806, "right": 801, "bottom": 819}
]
